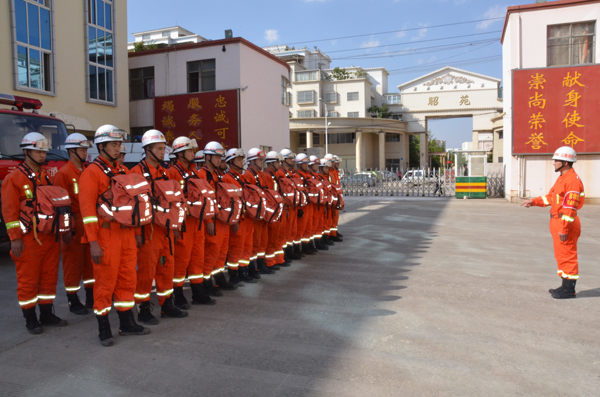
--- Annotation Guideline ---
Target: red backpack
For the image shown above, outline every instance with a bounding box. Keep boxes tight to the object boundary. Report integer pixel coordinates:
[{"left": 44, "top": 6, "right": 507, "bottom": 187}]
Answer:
[
  {"left": 17, "top": 164, "right": 73, "bottom": 242},
  {"left": 94, "top": 159, "right": 153, "bottom": 228},
  {"left": 186, "top": 179, "right": 216, "bottom": 221},
  {"left": 278, "top": 177, "right": 297, "bottom": 208},
  {"left": 321, "top": 181, "right": 336, "bottom": 207},
  {"left": 333, "top": 183, "right": 345, "bottom": 210},
  {"left": 291, "top": 178, "right": 308, "bottom": 207},
  {"left": 139, "top": 161, "right": 185, "bottom": 231},
  {"left": 215, "top": 182, "right": 243, "bottom": 225},
  {"left": 243, "top": 184, "right": 268, "bottom": 220},
  {"left": 306, "top": 179, "right": 327, "bottom": 205},
  {"left": 263, "top": 189, "right": 284, "bottom": 223}
]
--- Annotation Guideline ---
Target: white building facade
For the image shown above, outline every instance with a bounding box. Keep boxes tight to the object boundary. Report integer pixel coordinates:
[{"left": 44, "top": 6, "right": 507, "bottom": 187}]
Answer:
[
  {"left": 129, "top": 29, "right": 291, "bottom": 152},
  {"left": 502, "top": 0, "right": 600, "bottom": 202}
]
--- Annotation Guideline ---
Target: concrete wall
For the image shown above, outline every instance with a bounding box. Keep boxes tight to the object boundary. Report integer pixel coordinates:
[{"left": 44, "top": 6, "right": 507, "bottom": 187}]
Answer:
[
  {"left": 1, "top": 0, "right": 129, "bottom": 136},
  {"left": 502, "top": 2, "right": 600, "bottom": 201}
]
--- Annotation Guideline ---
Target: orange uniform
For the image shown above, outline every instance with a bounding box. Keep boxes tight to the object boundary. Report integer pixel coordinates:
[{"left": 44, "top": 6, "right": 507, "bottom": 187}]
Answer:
[
  {"left": 294, "top": 168, "right": 314, "bottom": 245},
  {"left": 168, "top": 161, "right": 205, "bottom": 286},
  {"left": 243, "top": 168, "right": 269, "bottom": 262},
  {"left": 54, "top": 161, "right": 94, "bottom": 295},
  {"left": 262, "top": 168, "right": 284, "bottom": 266},
  {"left": 531, "top": 168, "right": 585, "bottom": 280},
  {"left": 2, "top": 164, "right": 60, "bottom": 309},
  {"left": 276, "top": 166, "right": 298, "bottom": 251},
  {"left": 79, "top": 157, "right": 137, "bottom": 316},
  {"left": 313, "top": 172, "right": 329, "bottom": 240},
  {"left": 222, "top": 169, "right": 254, "bottom": 270},
  {"left": 130, "top": 161, "right": 174, "bottom": 305},
  {"left": 197, "top": 166, "right": 230, "bottom": 278},
  {"left": 329, "top": 169, "right": 341, "bottom": 237}
]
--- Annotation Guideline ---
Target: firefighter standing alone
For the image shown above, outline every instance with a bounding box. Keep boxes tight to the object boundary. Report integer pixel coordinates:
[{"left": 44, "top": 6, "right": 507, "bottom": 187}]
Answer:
[{"left": 521, "top": 146, "right": 585, "bottom": 299}]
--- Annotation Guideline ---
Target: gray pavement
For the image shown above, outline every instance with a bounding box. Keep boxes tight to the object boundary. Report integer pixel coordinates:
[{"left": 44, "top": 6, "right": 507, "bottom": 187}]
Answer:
[{"left": 0, "top": 197, "right": 599, "bottom": 396}]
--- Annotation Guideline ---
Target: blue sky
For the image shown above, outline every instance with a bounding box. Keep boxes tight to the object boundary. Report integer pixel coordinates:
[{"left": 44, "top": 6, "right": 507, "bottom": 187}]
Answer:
[{"left": 127, "top": 0, "right": 533, "bottom": 148}]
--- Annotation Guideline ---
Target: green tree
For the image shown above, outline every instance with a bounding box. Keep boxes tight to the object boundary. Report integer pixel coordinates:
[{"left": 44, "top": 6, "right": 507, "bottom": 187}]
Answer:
[
  {"left": 366, "top": 104, "right": 392, "bottom": 118},
  {"left": 408, "top": 132, "right": 446, "bottom": 169},
  {"left": 330, "top": 67, "right": 350, "bottom": 80}
]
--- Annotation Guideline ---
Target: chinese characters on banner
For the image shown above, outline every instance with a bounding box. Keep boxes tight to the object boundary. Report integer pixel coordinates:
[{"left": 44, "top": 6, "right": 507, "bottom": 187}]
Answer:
[
  {"left": 513, "top": 65, "right": 600, "bottom": 154},
  {"left": 153, "top": 90, "right": 239, "bottom": 150}
]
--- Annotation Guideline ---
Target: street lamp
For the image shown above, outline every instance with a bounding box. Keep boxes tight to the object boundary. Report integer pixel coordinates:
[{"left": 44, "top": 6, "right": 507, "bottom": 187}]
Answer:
[{"left": 319, "top": 97, "right": 330, "bottom": 154}]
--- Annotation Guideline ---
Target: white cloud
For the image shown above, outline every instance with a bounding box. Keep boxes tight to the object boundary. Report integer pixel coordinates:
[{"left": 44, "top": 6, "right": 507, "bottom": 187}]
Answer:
[
  {"left": 395, "top": 23, "right": 409, "bottom": 39},
  {"left": 477, "top": 4, "right": 505, "bottom": 29},
  {"left": 411, "top": 23, "right": 429, "bottom": 41},
  {"left": 264, "top": 29, "right": 279, "bottom": 43},
  {"left": 360, "top": 37, "right": 380, "bottom": 50}
]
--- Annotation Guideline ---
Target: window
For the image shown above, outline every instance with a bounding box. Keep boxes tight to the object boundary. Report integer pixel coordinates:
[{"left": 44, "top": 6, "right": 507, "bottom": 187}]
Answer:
[
  {"left": 347, "top": 112, "right": 359, "bottom": 118},
  {"left": 288, "top": 92, "right": 292, "bottom": 107},
  {"left": 297, "top": 90, "right": 315, "bottom": 104},
  {"left": 129, "top": 67, "right": 155, "bottom": 101},
  {"left": 162, "top": 31, "right": 170, "bottom": 38},
  {"left": 385, "top": 159, "right": 400, "bottom": 169},
  {"left": 87, "top": 0, "right": 115, "bottom": 103},
  {"left": 142, "top": 34, "right": 150, "bottom": 40},
  {"left": 260, "top": 145, "right": 272, "bottom": 153},
  {"left": 385, "top": 94, "right": 401, "bottom": 105},
  {"left": 548, "top": 22, "right": 595, "bottom": 66},
  {"left": 324, "top": 92, "right": 338, "bottom": 104},
  {"left": 313, "top": 134, "right": 321, "bottom": 145},
  {"left": 347, "top": 92, "right": 359, "bottom": 101},
  {"left": 13, "top": 0, "right": 53, "bottom": 93},
  {"left": 299, "top": 133, "right": 306, "bottom": 146},
  {"left": 187, "top": 59, "right": 216, "bottom": 93},
  {"left": 295, "top": 70, "right": 318, "bottom": 82},
  {"left": 328, "top": 111, "right": 340, "bottom": 117},
  {"left": 297, "top": 110, "right": 315, "bottom": 118},
  {"left": 385, "top": 133, "right": 400, "bottom": 142},
  {"left": 327, "top": 133, "right": 355, "bottom": 144},
  {"left": 281, "top": 77, "right": 290, "bottom": 105}
]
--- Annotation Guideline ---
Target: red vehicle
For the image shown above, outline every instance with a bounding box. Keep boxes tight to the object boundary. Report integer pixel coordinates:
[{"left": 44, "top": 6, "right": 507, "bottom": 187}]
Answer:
[{"left": 0, "top": 93, "right": 70, "bottom": 242}]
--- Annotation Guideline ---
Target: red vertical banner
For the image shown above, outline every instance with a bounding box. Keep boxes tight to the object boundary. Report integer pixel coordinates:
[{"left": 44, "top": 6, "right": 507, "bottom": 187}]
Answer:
[
  {"left": 512, "top": 65, "right": 600, "bottom": 155},
  {"left": 153, "top": 90, "right": 240, "bottom": 150}
]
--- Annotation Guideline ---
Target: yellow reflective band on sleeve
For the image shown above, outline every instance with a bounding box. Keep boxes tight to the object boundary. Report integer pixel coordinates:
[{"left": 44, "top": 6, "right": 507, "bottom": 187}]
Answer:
[
  {"left": 73, "top": 179, "right": 79, "bottom": 195},
  {"left": 561, "top": 215, "right": 575, "bottom": 222},
  {"left": 556, "top": 194, "right": 560, "bottom": 204},
  {"left": 6, "top": 221, "right": 20, "bottom": 230},
  {"left": 83, "top": 216, "right": 98, "bottom": 224},
  {"left": 580, "top": 191, "right": 585, "bottom": 197},
  {"left": 542, "top": 196, "right": 549, "bottom": 205}
]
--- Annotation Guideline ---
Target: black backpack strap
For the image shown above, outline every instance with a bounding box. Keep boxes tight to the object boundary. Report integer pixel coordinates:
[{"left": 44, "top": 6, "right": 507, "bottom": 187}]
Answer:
[
  {"left": 249, "top": 168, "right": 263, "bottom": 189},
  {"left": 227, "top": 171, "right": 245, "bottom": 187},
  {"left": 91, "top": 158, "right": 117, "bottom": 178}
]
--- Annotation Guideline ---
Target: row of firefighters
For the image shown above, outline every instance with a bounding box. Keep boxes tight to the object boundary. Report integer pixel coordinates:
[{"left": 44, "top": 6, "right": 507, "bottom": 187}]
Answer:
[{"left": 1, "top": 126, "right": 346, "bottom": 347}]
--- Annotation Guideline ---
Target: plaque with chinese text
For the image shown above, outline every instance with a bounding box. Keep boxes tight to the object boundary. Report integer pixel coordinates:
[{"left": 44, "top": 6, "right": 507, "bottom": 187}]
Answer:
[
  {"left": 153, "top": 90, "right": 240, "bottom": 150},
  {"left": 512, "top": 65, "right": 600, "bottom": 154}
]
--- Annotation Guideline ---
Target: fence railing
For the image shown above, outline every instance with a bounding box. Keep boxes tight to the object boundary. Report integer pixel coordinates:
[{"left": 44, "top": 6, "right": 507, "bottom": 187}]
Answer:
[{"left": 340, "top": 168, "right": 505, "bottom": 198}]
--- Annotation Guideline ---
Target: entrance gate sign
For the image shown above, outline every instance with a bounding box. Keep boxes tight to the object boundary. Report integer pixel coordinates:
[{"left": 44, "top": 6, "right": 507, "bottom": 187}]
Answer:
[
  {"left": 513, "top": 64, "right": 600, "bottom": 155},
  {"left": 153, "top": 90, "right": 240, "bottom": 149}
]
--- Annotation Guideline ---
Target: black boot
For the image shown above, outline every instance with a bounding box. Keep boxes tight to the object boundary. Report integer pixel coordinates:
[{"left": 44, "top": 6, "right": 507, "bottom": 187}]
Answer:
[
  {"left": 161, "top": 296, "right": 188, "bottom": 318},
  {"left": 302, "top": 242, "right": 316, "bottom": 255},
  {"left": 317, "top": 238, "right": 329, "bottom": 250},
  {"left": 330, "top": 234, "right": 343, "bottom": 242},
  {"left": 324, "top": 236, "right": 335, "bottom": 246},
  {"left": 238, "top": 266, "right": 258, "bottom": 283},
  {"left": 228, "top": 267, "right": 244, "bottom": 286},
  {"left": 214, "top": 270, "right": 238, "bottom": 290},
  {"left": 296, "top": 244, "right": 306, "bottom": 257},
  {"left": 118, "top": 309, "right": 151, "bottom": 336},
  {"left": 278, "top": 259, "right": 291, "bottom": 268},
  {"left": 268, "top": 264, "right": 281, "bottom": 271},
  {"left": 38, "top": 304, "right": 68, "bottom": 327},
  {"left": 337, "top": 232, "right": 344, "bottom": 238},
  {"left": 248, "top": 261, "right": 262, "bottom": 279},
  {"left": 191, "top": 283, "right": 216, "bottom": 305},
  {"left": 548, "top": 280, "right": 565, "bottom": 294},
  {"left": 96, "top": 315, "right": 114, "bottom": 347},
  {"left": 551, "top": 279, "right": 577, "bottom": 299},
  {"left": 137, "top": 301, "right": 159, "bottom": 325},
  {"left": 22, "top": 307, "right": 42, "bottom": 335},
  {"left": 257, "top": 258, "right": 275, "bottom": 274},
  {"left": 289, "top": 245, "right": 302, "bottom": 260},
  {"left": 85, "top": 287, "right": 94, "bottom": 309},
  {"left": 173, "top": 286, "right": 191, "bottom": 310},
  {"left": 203, "top": 278, "right": 223, "bottom": 297},
  {"left": 67, "top": 293, "right": 88, "bottom": 315}
]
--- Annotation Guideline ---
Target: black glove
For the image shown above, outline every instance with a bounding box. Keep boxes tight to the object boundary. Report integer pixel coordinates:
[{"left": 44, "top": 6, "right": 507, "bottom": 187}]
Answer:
[{"left": 298, "top": 208, "right": 304, "bottom": 218}]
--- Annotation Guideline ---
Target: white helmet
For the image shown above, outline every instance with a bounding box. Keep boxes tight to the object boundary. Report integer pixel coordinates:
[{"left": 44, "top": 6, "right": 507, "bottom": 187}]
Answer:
[
  {"left": 247, "top": 148, "right": 266, "bottom": 162},
  {"left": 141, "top": 129, "right": 166, "bottom": 148},
  {"left": 204, "top": 141, "right": 225, "bottom": 156},
  {"left": 265, "top": 151, "right": 281, "bottom": 163},
  {"left": 194, "top": 150, "right": 205, "bottom": 163},
  {"left": 64, "top": 133, "right": 92, "bottom": 150},
  {"left": 226, "top": 148, "right": 245, "bottom": 162},
  {"left": 324, "top": 153, "right": 334, "bottom": 161},
  {"left": 280, "top": 149, "right": 296, "bottom": 160},
  {"left": 21, "top": 132, "right": 51, "bottom": 151},
  {"left": 120, "top": 143, "right": 128, "bottom": 154},
  {"left": 295, "top": 153, "right": 309, "bottom": 164},
  {"left": 164, "top": 146, "right": 172, "bottom": 161},
  {"left": 333, "top": 155, "right": 340, "bottom": 163},
  {"left": 319, "top": 158, "right": 333, "bottom": 168},
  {"left": 552, "top": 146, "right": 577, "bottom": 163},
  {"left": 308, "top": 155, "right": 320, "bottom": 165},
  {"left": 172, "top": 137, "right": 198, "bottom": 154},
  {"left": 94, "top": 124, "right": 127, "bottom": 144}
]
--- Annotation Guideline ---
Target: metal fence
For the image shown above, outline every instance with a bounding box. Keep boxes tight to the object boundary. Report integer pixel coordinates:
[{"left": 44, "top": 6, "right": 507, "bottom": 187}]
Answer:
[{"left": 340, "top": 168, "right": 505, "bottom": 198}]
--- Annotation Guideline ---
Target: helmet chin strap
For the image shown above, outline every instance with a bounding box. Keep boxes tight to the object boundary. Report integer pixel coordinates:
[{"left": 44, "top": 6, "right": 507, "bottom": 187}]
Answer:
[
  {"left": 99, "top": 144, "right": 119, "bottom": 164},
  {"left": 229, "top": 160, "right": 244, "bottom": 172},
  {"left": 25, "top": 150, "right": 45, "bottom": 167},
  {"left": 146, "top": 148, "right": 162, "bottom": 164},
  {"left": 69, "top": 149, "right": 86, "bottom": 166},
  {"left": 556, "top": 161, "right": 569, "bottom": 173}
]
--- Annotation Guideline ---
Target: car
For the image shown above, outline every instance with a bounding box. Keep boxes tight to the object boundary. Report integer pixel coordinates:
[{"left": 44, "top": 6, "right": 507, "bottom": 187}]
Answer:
[
  {"left": 401, "top": 169, "right": 436, "bottom": 187},
  {"left": 342, "top": 172, "right": 377, "bottom": 188}
]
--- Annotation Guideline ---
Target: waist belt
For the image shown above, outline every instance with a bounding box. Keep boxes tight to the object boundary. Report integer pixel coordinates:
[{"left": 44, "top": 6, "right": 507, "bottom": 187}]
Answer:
[{"left": 102, "top": 222, "right": 127, "bottom": 229}]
